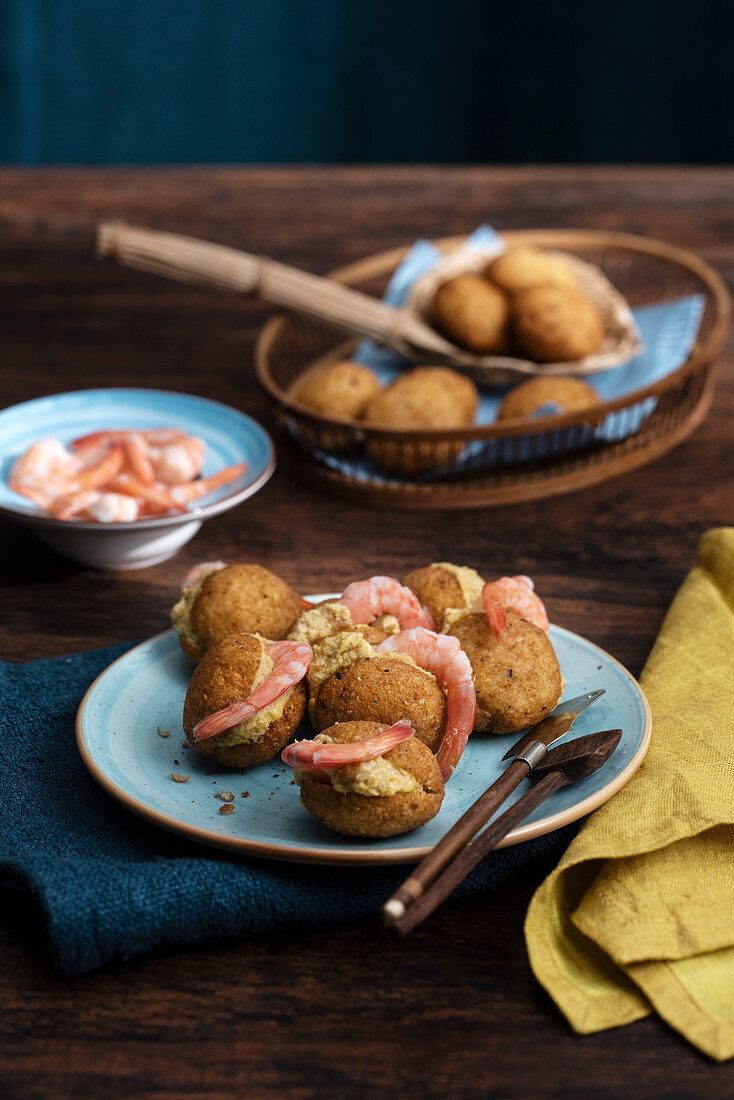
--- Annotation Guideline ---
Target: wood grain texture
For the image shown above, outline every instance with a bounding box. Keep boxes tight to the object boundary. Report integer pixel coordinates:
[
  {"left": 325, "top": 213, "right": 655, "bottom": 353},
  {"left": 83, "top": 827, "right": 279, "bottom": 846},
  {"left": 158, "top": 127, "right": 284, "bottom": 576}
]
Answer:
[{"left": 1, "top": 167, "right": 732, "bottom": 1098}]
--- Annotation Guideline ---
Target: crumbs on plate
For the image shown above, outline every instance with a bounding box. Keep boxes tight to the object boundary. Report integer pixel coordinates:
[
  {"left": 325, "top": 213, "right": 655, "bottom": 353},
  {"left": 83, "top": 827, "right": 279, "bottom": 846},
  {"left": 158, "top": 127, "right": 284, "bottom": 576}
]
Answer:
[
  {"left": 216, "top": 790, "right": 234, "bottom": 803},
  {"left": 219, "top": 804, "right": 234, "bottom": 815},
  {"left": 157, "top": 726, "right": 170, "bottom": 738},
  {"left": 170, "top": 772, "right": 189, "bottom": 783}
]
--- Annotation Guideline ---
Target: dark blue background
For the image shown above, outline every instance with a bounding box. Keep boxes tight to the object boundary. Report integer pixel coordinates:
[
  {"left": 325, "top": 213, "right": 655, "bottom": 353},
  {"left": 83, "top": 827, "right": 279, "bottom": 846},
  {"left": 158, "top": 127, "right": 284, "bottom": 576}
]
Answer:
[{"left": 2, "top": 0, "right": 732, "bottom": 164}]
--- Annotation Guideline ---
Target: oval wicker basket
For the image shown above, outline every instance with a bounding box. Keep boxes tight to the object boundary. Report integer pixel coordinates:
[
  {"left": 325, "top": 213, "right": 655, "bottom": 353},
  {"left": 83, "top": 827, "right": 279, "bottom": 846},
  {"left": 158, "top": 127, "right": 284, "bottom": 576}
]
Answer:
[{"left": 255, "top": 230, "right": 730, "bottom": 509}]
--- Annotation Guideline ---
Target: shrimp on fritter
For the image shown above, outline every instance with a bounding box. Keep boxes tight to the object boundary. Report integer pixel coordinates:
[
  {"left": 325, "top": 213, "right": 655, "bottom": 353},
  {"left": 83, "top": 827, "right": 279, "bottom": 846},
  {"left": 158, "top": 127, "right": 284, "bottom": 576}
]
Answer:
[
  {"left": 182, "top": 560, "right": 228, "bottom": 589},
  {"left": 193, "top": 640, "right": 312, "bottom": 741},
  {"left": 339, "top": 576, "right": 435, "bottom": 631},
  {"left": 281, "top": 720, "right": 415, "bottom": 771},
  {"left": 376, "top": 628, "right": 475, "bottom": 781},
  {"left": 482, "top": 575, "right": 549, "bottom": 640}
]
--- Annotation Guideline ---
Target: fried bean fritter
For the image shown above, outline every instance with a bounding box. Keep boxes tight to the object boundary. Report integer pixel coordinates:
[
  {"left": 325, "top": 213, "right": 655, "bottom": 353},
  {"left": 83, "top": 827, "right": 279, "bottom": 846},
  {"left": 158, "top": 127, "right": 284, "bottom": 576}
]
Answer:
[
  {"left": 497, "top": 376, "right": 601, "bottom": 420},
  {"left": 430, "top": 273, "right": 510, "bottom": 353},
  {"left": 486, "top": 247, "right": 577, "bottom": 295},
  {"left": 401, "top": 563, "right": 484, "bottom": 632},
  {"left": 362, "top": 367, "right": 479, "bottom": 476},
  {"left": 173, "top": 563, "right": 302, "bottom": 664},
  {"left": 513, "top": 285, "right": 604, "bottom": 363},
  {"left": 447, "top": 610, "right": 562, "bottom": 735},
  {"left": 182, "top": 633, "right": 308, "bottom": 767},
  {"left": 297, "top": 720, "right": 445, "bottom": 837},
  {"left": 314, "top": 655, "right": 446, "bottom": 754}
]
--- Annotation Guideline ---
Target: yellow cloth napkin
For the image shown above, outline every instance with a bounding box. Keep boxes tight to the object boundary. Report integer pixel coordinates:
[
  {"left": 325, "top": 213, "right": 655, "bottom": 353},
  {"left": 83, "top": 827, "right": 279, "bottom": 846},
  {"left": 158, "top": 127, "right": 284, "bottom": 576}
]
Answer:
[{"left": 525, "top": 527, "right": 734, "bottom": 1061}]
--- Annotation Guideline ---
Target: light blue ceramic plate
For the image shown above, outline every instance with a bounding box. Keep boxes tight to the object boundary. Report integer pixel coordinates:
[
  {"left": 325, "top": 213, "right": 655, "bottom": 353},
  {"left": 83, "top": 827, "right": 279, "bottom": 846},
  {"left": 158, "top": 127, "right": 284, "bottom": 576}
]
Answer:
[
  {"left": 77, "top": 601, "right": 651, "bottom": 865},
  {"left": 0, "top": 388, "right": 276, "bottom": 568}
]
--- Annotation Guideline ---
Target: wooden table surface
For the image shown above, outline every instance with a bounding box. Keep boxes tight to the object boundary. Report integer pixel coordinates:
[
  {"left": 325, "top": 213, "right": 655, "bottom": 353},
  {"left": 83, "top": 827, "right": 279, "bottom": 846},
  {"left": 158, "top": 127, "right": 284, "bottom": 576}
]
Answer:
[{"left": 1, "top": 167, "right": 732, "bottom": 1098}]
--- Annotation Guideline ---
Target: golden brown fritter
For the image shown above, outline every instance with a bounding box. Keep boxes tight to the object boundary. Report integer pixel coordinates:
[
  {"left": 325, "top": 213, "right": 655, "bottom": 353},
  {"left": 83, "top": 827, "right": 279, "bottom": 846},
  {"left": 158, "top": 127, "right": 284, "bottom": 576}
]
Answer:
[
  {"left": 288, "top": 360, "right": 382, "bottom": 451},
  {"left": 182, "top": 633, "right": 308, "bottom": 767},
  {"left": 314, "top": 655, "right": 446, "bottom": 754},
  {"left": 289, "top": 360, "right": 381, "bottom": 419},
  {"left": 173, "top": 563, "right": 302, "bottom": 663},
  {"left": 297, "top": 720, "right": 445, "bottom": 837},
  {"left": 497, "top": 376, "right": 601, "bottom": 421},
  {"left": 401, "top": 562, "right": 484, "bottom": 632},
  {"left": 362, "top": 367, "right": 479, "bottom": 476},
  {"left": 430, "top": 273, "right": 510, "bottom": 353},
  {"left": 486, "top": 247, "right": 576, "bottom": 295},
  {"left": 447, "top": 610, "right": 562, "bottom": 735},
  {"left": 513, "top": 285, "right": 604, "bottom": 363}
]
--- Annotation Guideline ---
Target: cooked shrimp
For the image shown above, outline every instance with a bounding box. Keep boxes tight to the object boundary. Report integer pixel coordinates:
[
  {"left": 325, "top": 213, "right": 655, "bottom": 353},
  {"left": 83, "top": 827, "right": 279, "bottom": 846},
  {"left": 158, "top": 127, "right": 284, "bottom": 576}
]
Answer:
[
  {"left": 182, "top": 560, "right": 228, "bottom": 588},
  {"left": 482, "top": 575, "right": 549, "bottom": 640},
  {"left": 109, "top": 473, "right": 185, "bottom": 514},
  {"left": 9, "top": 438, "right": 81, "bottom": 508},
  {"left": 376, "top": 628, "right": 475, "bottom": 780},
  {"left": 281, "top": 721, "right": 415, "bottom": 771},
  {"left": 123, "top": 432, "right": 156, "bottom": 485},
  {"left": 51, "top": 490, "right": 141, "bottom": 522},
  {"left": 148, "top": 435, "right": 206, "bottom": 485},
  {"left": 340, "top": 576, "right": 435, "bottom": 631},
  {"left": 169, "top": 463, "right": 248, "bottom": 503},
  {"left": 72, "top": 429, "right": 205, "bottom": 486},
  {"left": 87, "top": 492, "right": 141, "bottom": 523},
  {"left": 72, "top": 444, "right": 126, "bottom": 492},
  {"left": 193, "top": 640, "right": 312, "bottom": 741},
  {"left": 50, "top": 489, "right": 101, "bottom": 520},
  {"left": 10, "top": 429, "right": 248, "bottom": 522},
  {"left": 71, "top": 428, "right": 189, "bottom": 451}
]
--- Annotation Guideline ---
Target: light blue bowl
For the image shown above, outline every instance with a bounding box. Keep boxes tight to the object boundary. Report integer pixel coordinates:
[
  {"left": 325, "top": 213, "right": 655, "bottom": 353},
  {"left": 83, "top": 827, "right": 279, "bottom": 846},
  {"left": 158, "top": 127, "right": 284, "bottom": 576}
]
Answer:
[{"left": 0, "top": 388, "right": 276, "bottom": 569}]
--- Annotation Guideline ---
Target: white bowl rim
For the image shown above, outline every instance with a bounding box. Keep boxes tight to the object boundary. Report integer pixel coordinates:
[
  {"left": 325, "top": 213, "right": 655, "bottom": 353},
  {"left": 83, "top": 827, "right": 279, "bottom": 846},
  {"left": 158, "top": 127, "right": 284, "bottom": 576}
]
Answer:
[{"left": 0, "top": 387, "right": 277, "bottom": 531}]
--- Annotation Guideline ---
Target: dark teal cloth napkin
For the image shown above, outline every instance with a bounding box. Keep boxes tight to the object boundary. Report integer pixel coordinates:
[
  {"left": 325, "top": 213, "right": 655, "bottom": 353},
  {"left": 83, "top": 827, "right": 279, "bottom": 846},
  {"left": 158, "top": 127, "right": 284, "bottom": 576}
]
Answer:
[{"left": 0, "top": 644, "right": 575, "bottom": 975}]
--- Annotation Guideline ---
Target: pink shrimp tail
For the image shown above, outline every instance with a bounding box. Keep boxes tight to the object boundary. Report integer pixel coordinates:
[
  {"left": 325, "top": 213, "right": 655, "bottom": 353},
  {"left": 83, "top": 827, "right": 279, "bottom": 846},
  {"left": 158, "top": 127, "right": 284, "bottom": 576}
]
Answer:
[
  {"left": 110, "top": 473, "right": 186, "bottom": 514},
  {"left": 483, "top": 592, "right": 507, "bottom": 641},
  {"left": 170, "top": 463, "right": 248, "bottom": 504},
  {"left": 182, "top": 560, "right": 227, "bottom": 589},
  {"left": 193, "top": 640, "right": 312, "bottom": 741},
  {"left": 193, "top": 700, "right": 257, "bottom": 741},
  {"left": 281, "top": 721, "right": 415, "bottom": 771},
  {"left": 123, "top": 433, "right": 156, "bottom": 485},
  {"left": 482, "top": 576, "right": 549, "bottom": 635},
  {"left": 51, "top": 489, "right": 101, "bottom": 521}
]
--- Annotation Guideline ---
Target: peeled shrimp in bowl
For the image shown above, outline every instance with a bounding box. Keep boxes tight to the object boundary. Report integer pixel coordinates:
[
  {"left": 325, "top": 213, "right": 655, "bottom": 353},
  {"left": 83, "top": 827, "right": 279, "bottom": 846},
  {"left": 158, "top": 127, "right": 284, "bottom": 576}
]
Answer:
[{"left": 0, "top": 389, "right": 276, "bottom": 569}]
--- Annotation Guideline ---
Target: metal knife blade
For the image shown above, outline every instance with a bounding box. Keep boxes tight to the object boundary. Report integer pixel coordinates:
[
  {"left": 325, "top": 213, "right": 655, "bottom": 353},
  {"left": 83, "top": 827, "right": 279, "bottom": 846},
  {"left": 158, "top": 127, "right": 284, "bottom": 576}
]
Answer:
[
  {"left": 501, "top": 688, "right": 605, "bottom": 761},
  {"left": 530, "top": 728, "right": 622, "bottom": 780}
]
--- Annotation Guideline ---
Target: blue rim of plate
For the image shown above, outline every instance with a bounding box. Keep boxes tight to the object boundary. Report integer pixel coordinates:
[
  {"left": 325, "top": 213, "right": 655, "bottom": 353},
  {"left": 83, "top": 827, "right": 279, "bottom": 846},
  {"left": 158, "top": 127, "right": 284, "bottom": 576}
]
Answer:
[
  {"left": 75, "top": 615, "right": 652, "bottom": 865},
  {"left": 0, "top": 387, "right": 276, "bottom": 531}
]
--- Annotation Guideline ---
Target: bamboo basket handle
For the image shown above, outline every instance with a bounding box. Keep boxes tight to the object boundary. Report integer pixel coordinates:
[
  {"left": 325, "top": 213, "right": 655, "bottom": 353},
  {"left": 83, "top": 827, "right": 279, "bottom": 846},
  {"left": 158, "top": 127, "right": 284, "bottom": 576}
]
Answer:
[{"left": 97, "top": 222, "right": 455, "bottom": 356}]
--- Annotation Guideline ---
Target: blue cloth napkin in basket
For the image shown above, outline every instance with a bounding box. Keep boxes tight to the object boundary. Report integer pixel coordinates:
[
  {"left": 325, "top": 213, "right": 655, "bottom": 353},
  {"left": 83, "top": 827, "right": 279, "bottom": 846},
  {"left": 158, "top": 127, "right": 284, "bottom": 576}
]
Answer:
[
  {"left": 0, "top": 644, "right": 576, "bottom": 975},
  {"left": 306, "top": 227, "right": 704, "bottom": 482}
]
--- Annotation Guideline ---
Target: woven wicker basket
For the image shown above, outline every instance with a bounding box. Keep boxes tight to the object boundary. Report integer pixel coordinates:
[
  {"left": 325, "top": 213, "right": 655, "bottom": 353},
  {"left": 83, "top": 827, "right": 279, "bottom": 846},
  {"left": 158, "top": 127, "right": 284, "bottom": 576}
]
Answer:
[{"left": 255, "top": 230, "right": 730, "bottom": 509}]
